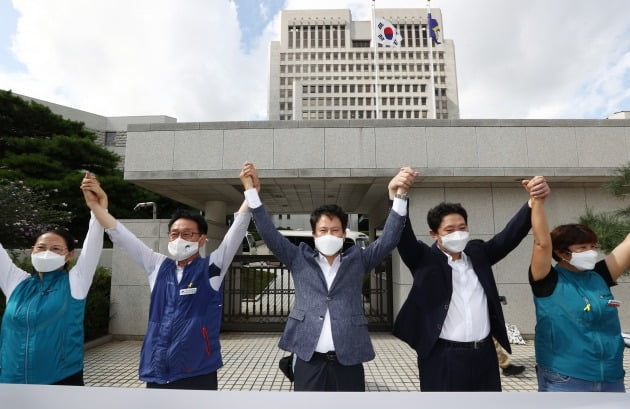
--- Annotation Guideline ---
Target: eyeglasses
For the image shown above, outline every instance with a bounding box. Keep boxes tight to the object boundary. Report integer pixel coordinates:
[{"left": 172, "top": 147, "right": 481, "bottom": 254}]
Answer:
[
  {"left": 33, "top": 245, "right": 68, "bottom": 255},
  {"left": 168, "top": 231, "right": 201, "bottom": 241}
]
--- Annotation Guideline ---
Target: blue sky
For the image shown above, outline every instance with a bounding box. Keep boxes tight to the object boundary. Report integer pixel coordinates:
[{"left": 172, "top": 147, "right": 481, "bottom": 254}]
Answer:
[
  {"left": 0, "top": 0, "right": 628, "bottom": 121},
  {"left": 236, "top": 0, "right": 284, "bottom": 52},
  {"left": 0, "top": 0, "right": 23, "bottom": 72}
]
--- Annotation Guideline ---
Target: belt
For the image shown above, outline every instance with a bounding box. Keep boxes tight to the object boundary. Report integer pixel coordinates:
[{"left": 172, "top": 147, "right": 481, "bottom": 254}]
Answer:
[
  {"left": 312, "top": 351, "right": 338, "bottom": 362},
  {"left": 437, "top": 335, "right": 491, "bottom": 350}
]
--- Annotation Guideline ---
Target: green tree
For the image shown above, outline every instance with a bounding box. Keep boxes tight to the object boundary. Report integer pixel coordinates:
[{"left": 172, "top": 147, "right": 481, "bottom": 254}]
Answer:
[
  {"left": 0, "top": 89, "right": 186, "bottom": 246},
  {"left": 579, "top": 164, "right": 630, "bottom": 255},
  {"left": 0, "top": 179, "right": 71, "bottom": 247}
]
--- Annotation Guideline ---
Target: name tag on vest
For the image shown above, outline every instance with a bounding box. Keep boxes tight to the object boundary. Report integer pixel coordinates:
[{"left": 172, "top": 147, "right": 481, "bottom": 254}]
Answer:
[{"left": 179, "top": 287, "right": 197, "bottom": 296}]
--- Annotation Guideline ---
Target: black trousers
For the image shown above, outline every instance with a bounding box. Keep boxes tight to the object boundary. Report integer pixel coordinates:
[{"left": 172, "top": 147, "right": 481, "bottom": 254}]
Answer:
[
  {"left": 53, "top": 370, "right": 84, "bottom": 386},
  {"left": 294, "top": 352, "right": 365, "bottom": 391},
  {"left": 418, "top": 337, "right": 501, "bottom": 391},
  {"left": 146, "top": 371, "right": 218, "bottom": 390}
]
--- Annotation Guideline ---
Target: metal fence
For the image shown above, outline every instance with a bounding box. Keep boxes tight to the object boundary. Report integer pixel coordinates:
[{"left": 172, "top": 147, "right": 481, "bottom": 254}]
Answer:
[{"left": 222, "top": 254, "right": 393, "bottom": 331}]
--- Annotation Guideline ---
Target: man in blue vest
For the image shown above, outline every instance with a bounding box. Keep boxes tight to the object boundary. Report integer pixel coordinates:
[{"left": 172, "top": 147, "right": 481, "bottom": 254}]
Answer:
[{"left": 86, "top": 180, "right": 250, "bottom": 390}]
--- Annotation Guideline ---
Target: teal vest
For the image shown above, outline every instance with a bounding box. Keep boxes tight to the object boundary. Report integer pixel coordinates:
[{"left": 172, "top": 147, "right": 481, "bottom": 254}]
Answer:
[
  {"left": 534, "top": 264, "right": 624, "bottom": 382},
  {"left": 0, "top": 270, "right": 86, "bottom": 384}
]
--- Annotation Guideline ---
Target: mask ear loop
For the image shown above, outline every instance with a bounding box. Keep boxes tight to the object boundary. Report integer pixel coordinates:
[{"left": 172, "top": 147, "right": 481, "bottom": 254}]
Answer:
[{"left": 557, "top": 249, "right": 571, "bottom": 264}]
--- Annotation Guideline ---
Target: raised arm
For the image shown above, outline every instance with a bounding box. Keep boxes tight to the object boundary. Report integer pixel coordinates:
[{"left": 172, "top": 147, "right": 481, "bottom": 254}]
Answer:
[
  {"left": 361, "top": 167, "right": 416, "bottom": 270},
  {"left": 0, "top": 242, "right": 30, "bottom": 299},
  {"left": 208, "top": 200, "right": 251, "bottom": 291},
  {"left": 605, "top": 233, "right": 630, "bottom": 282},
  {"left": 526, "top": 177, "right": 553, "bottom": 281},
  {"left": 81, "top": 172, "right": 115, "bottom": 229},
  {"left": 240, "top": 162, "right": 299, "bottom": 266},
  {"left": 391, "top": 168, "right": 431, "bottom": 273},
  {"left": 80, "top": 173, "right": 165, "bottom": 279},
  {"left": 69, "top": 172, "right": 105, "bottom": 299},
  {"left": 483, "top": 175, "right": 550, "bottom": 264}
]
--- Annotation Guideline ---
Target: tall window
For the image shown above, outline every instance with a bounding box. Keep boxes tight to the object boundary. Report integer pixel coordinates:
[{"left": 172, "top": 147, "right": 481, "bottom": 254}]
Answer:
[
  {"left": 318, "top": 25, "right": 323, "bottom": 47},
  {"left": 295, "top": 26, "right": 301, "bottom": 48},
  {"left": 340, "top": 25, "right": 345, "bottom": 47}
]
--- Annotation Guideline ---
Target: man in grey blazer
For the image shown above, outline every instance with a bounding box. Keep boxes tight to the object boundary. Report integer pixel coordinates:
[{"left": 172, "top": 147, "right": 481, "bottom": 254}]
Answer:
[{"left": 240, "top": 162, "right": 416, "bottom": 391}]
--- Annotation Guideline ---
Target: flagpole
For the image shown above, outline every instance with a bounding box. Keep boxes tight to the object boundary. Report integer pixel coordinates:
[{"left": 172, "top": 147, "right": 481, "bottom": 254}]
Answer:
[
  {"left": 372, "top": 0, "right": 380, "bottom": 119},
  {"left": 427, "top": 0, "right": 437, "bottom": 119}
]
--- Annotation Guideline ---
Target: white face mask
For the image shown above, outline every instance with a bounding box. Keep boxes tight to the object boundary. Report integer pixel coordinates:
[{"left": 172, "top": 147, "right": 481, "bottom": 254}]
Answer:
[
  {"left": 31, "top": 251, "right": 66, "bottom": 273},
  {"left": 440, "top": 231, "right": 470, "bottom": 253},
  {"left": 168, "top": 238, "right": 200, "bottom": 261},
  {"left": 568, "top": 249, "right": 598, "bottom": 271},
  {"left": 314, "top": 234, "right": 344, "bottom": 256}
]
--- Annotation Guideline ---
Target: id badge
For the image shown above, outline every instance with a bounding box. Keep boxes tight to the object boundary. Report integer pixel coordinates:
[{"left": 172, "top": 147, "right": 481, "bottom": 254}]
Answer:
[{"left": 180, "top": 287, "right": 197, "bottom": 296}]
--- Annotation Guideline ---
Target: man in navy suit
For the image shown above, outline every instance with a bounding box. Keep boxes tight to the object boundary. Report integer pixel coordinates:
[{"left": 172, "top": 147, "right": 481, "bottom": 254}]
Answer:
[
  {"left": 241, "top": 162, "right": 417, "bottom": 391},
  {"left": 393, "top": 176, "right": 550, "bottom": 391}
]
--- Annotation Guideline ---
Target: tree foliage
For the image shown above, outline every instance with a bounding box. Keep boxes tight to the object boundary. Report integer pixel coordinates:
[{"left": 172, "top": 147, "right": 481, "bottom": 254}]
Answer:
[
  {"left": 0, "top": 180, "right": 72, "bottom": 247},
  {"left": 0, "top": 89, "right": 186, "bottom": 247},
  {"left": 579, "top": 164, "right": 630, "bottom": 255}
]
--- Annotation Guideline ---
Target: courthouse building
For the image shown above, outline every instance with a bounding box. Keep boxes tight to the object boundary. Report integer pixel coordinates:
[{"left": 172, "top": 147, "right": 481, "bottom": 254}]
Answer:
[{"left": 268, "top": 9, "right": 459, "bottom": 121}]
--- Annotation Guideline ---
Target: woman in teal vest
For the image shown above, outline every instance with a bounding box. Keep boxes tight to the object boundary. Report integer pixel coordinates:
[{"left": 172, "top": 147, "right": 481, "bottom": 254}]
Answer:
[
  {"left": 0, "top": 172, "right": 105, "bottom": 385},
  {"left": 529, "top": 185, "right": 629, "bottom": 392}
]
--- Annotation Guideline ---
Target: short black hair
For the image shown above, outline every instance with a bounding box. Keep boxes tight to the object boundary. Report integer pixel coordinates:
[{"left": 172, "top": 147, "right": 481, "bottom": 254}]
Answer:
[
  {"left": 168, "top": 209, "right": 208, "bottom": 235},
  {"left": 34, "top": 229, "right": 76, "bottom": 251},
  {"left": 550, "top": 224, "right": 598, "bottom": 262},
  {"left": 426, "top": 202, "right": 468, "bottom": 232},
  {"left": 33, "top": 229, "right": 77, "bottom": 271},
  {"left": 310, "top": 204, "right": 348, "bottom": 232}
]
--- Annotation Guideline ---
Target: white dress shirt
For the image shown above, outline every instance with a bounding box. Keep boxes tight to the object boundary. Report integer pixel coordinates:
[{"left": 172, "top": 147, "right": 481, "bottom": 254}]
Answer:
[
  {"left": 313, "top": 253, "right": 341, "bottom": 353},
  {"left": 439, "top": 250, "right": 490, "bottom": 342}
]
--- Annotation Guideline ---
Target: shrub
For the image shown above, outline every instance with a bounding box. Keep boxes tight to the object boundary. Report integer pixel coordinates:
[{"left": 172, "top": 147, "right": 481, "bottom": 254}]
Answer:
[{"left": 84, "top": 266, "right": 112, "bottom": 341}]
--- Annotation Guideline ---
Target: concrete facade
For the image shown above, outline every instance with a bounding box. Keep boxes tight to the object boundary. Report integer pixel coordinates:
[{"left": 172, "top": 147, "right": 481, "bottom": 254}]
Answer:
[
  {"left": 268, "top": 9, "right": 458, "bottom": 121},
  {"left": 113, "top": 118, "right": 630, "bottom": 337},
  {"left": 16, "top": 93, "right": 176, "bottom": 163}
]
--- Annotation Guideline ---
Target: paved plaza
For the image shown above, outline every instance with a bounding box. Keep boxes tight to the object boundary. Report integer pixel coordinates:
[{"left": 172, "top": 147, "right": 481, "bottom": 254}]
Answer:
[{"left": 84, "top": 332, "right": 630, "bottom": 392}]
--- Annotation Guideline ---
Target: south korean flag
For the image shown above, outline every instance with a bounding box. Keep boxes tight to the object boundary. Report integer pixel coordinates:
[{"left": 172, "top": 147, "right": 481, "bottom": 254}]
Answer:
[{"left": 375, "top": 17, "right": 403, "bottom": 47}]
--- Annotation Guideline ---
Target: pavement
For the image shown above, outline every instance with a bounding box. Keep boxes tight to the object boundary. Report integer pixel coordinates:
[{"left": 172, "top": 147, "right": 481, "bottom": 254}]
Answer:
[{"left": 83, "top": 332, "right": 630, "bottom": 391}]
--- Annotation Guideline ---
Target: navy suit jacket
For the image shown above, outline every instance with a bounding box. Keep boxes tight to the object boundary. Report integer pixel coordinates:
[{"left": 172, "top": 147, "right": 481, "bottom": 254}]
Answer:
[
  {"left": 393, "top": 202, "right": 532, "bottom": 359},
  {"left": 251, "top": 204, "right": 405, "bottom": 366}
]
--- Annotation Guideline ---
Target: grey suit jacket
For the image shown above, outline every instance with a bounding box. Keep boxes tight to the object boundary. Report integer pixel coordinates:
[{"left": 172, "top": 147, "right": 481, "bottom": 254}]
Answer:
[{"left": 251, "top": 204, "right": 405, "bottom": 366}]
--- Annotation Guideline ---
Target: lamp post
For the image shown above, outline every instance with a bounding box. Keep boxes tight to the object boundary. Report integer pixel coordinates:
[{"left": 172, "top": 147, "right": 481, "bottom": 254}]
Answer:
[
  {"left": 133, "top": 202, "right": 157, "bottom": 219},
  {"left": 134, "top": 202, "right": 158, "bottom": 251}
]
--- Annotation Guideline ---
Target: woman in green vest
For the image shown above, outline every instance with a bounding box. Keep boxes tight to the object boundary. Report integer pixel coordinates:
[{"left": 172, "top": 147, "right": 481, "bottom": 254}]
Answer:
[
  {"left": 529, "top": 186, "right": 628, "bottom": 392},
  {"left": 0, "top": 172, "right": 105, "bottom": 385}
]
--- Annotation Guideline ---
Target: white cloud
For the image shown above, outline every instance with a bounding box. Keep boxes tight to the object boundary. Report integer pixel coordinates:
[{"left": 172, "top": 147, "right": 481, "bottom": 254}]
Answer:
[
  {"left": 0, "top": 0, "right": 628, "bottom": 121},
  {"left": 436, "top": 0, "right": 630, "bottom": 118},
  {"left": 1, "top": 0, "right": 271, "bottom": 121}
]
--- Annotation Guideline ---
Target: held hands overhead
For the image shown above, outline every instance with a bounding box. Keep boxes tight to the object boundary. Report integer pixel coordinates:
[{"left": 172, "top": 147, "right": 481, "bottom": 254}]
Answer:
[
  {"left": 80, "top": 165, "right": 547, "bottom": 212},
  {"left": 241, "top": 162, "right": 418, "bottom": 200},
  {"left": 388, "top": 167, "right": 419, "bottom": 200},
  {"left": 521, "top": 176, "right": 551, "bottom": 203},
  {"left": 80, "top": 171, "right": 108, "bottom": 210},
  {"left": 240, "top": 162, "right": 260, "bottom": 192}
]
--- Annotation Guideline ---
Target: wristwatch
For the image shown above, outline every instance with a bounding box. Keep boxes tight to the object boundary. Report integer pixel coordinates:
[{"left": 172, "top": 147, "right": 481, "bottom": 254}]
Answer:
[{"left": 395, "top": 192, "right": 409, "bottom": 200}]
